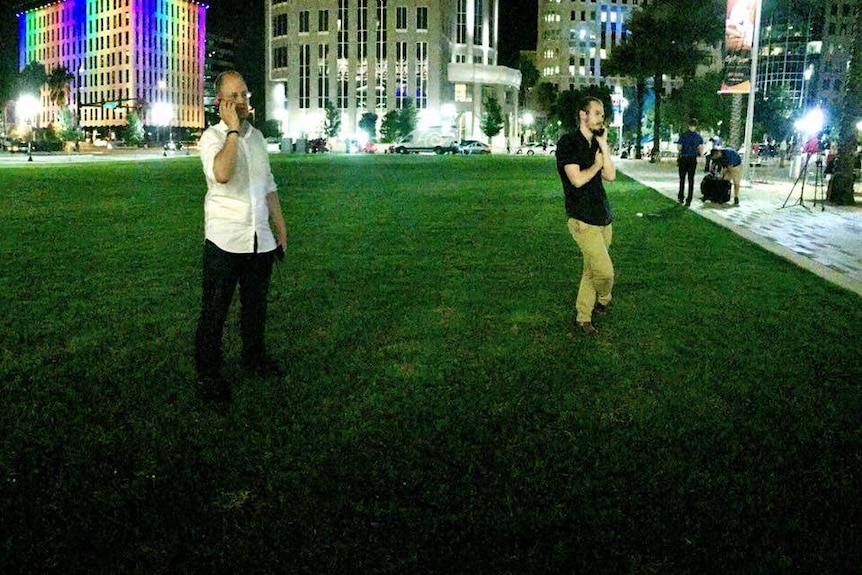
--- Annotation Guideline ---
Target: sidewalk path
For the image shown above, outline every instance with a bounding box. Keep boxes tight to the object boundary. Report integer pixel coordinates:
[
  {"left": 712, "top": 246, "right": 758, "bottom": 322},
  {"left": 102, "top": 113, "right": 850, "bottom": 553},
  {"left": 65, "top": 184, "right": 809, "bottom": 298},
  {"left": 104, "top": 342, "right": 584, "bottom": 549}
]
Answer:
[{"left": 618, "top": 158, "right": 862, "bottom": 297}]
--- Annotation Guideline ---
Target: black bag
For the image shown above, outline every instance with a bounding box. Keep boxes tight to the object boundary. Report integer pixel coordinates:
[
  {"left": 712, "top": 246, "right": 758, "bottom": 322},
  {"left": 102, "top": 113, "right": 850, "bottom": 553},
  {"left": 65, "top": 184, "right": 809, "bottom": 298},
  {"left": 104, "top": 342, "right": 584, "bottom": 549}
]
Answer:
[{"left": 700, "top": 174, "right": 731, "bottom": 203}]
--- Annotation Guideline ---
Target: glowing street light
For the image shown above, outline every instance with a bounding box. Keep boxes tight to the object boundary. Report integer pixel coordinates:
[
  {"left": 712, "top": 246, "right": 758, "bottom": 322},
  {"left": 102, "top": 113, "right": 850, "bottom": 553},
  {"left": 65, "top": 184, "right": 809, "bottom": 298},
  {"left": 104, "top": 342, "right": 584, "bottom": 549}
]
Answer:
[
  {"left": 17, "top": 94, "right": 41, "bottom": 162},
  {"left": 794, "top": 107, "right": 825, "bottom": 137}
]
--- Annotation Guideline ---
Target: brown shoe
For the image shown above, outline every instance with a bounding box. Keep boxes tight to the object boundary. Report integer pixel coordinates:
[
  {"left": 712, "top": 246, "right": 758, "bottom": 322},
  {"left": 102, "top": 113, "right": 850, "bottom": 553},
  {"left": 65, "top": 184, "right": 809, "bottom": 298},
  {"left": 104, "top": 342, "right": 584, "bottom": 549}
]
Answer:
[
  {"left": 576, "top": 321, "right": 599, "bottom": 335},
  {"left": 594, "top": 302, "right": 610, "bottom": 316}
]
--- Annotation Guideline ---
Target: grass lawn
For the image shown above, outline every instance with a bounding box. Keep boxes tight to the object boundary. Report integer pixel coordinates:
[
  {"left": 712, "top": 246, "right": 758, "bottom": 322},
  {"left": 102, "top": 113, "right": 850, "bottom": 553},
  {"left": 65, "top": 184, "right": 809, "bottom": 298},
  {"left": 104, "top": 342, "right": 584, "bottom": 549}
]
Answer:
[{"left": 1, "top": 154, "right": 860, "bottom": 573}]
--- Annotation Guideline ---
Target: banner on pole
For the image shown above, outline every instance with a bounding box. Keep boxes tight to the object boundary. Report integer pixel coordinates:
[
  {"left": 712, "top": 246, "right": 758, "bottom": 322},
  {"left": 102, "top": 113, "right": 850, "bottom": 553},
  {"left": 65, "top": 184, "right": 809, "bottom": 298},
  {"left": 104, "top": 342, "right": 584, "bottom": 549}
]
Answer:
[{"left": 720, "top": 0, "right": 759, "bottom": 94}]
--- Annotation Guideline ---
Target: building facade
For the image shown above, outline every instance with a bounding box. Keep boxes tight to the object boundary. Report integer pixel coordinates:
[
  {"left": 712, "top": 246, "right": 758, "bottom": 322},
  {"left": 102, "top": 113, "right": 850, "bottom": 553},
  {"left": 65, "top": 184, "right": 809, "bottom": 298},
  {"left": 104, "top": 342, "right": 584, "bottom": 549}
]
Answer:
[
  {"left": 757, "top": 16, "right": 821, "bottom": 110},
  {"left": 265, "top": 0, "right": 521, "bottom": 144},
  {"left": 816, "top": 0, "right": 860, "bottom": 113},
  {"left": 17, "top": 0, "right": 206, "bottom": 138},
  {"left": 535, "top": 0, "right": 640, "bottom": 92}
]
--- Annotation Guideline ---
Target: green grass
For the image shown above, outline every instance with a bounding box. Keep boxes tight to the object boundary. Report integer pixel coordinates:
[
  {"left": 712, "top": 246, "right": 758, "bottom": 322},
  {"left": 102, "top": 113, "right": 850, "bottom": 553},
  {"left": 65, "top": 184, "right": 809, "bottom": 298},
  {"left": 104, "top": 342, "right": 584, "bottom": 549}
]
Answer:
[{"left": 1, "top": 154, "right": 860, "bottom": 573}]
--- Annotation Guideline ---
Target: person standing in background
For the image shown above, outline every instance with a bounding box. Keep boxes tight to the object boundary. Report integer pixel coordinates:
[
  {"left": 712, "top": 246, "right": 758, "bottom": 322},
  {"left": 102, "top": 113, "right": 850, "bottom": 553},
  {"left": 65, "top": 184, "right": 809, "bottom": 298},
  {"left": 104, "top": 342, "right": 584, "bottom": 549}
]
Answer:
[
  {"left": 676, "top": 119, "right": 704, "bottom": 206},
  {"left": 194, "top": 70, "right": 288, "bottom": 402}
]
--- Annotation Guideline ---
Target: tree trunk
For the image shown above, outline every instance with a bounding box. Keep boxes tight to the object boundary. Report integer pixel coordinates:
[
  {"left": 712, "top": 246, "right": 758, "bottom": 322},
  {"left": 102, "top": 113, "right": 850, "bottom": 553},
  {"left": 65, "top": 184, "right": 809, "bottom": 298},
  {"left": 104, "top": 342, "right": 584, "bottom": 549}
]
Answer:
[
  {"left": 650, "top": 74, "right": 663, "bottom": 163},
  {"left": 830, "top": 7, "right": 860, "bottom": 206},
  {"left": 635, "top": 80, "right": 645, "bottom": 160}
]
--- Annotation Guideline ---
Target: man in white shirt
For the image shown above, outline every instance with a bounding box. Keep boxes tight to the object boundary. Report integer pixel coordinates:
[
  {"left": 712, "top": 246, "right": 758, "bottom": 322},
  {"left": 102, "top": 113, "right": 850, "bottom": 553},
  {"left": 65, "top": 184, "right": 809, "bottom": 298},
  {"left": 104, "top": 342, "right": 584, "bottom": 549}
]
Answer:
[{"left": 194, "top": 70, "right": 287, "bottom": 401}]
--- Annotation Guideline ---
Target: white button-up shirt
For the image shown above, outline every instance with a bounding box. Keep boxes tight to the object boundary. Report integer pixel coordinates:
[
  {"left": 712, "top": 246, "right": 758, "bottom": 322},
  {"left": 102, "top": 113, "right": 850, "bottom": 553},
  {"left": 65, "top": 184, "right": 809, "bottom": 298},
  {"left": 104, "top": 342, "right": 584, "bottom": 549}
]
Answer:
[{"left": 199, "top": 121, "right": 278, "bottom": 254}]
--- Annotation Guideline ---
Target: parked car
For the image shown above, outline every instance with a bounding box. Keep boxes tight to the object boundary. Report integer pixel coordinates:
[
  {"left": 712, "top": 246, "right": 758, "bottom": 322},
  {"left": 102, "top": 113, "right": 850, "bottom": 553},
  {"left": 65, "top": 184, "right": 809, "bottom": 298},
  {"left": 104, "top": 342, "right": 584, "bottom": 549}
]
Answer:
[
  {"left": 459, "top": 141, "right": 491, "bottom": 155},
  {"left": 516, "top": 141, "right": 554, "bottom": 155},
  {"left": 309, "top": 138, "right": 329, "bottom": 153}
]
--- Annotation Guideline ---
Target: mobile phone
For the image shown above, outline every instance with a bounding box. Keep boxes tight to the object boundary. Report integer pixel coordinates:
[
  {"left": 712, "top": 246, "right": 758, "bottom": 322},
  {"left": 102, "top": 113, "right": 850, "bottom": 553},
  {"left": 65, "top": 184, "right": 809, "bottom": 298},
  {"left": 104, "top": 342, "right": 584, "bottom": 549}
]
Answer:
[{"left": 275, "top": 245, "right": 285, "bottom": 261}]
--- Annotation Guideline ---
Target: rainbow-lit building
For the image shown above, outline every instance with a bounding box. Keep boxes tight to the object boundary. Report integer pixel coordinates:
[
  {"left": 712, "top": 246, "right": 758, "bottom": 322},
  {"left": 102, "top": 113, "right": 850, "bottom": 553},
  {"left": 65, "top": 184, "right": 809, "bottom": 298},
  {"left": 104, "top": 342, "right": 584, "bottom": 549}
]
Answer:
[{"left": 17, "top": 0, "right": 207, "bottom": 139}]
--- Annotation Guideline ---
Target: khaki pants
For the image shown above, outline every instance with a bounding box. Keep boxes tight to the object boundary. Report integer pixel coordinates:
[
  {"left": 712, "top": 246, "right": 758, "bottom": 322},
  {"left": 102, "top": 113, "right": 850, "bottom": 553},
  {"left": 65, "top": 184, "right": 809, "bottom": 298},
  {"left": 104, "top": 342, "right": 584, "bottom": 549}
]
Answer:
[
  {"left": 723, "top": 164, "right": 742, "bottom": 198},
  {"left": 567, "top": 218, "right": 614, "bottom": 323}
]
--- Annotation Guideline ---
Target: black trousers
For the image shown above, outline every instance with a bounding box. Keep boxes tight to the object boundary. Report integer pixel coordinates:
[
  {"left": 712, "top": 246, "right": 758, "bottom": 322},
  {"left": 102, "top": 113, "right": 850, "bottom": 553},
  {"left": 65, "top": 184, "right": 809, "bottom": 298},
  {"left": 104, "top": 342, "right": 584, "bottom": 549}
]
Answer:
[
  {"left": 195, "top": 239, "right": 274, "bottom": 379},
  {"left": 678, "top": 156, "right": 698, "bottom": 202}
]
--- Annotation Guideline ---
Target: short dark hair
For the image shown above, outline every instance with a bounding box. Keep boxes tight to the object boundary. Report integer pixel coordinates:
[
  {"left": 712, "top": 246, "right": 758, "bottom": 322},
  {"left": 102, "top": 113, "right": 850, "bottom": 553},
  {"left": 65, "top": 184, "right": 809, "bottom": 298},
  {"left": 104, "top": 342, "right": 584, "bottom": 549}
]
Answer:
[
  {"left": 688, "top": 118, "right": 698, "bottom": 127},
  {"left": 579, "top": 96, "right": 604, "bottom": 113}
]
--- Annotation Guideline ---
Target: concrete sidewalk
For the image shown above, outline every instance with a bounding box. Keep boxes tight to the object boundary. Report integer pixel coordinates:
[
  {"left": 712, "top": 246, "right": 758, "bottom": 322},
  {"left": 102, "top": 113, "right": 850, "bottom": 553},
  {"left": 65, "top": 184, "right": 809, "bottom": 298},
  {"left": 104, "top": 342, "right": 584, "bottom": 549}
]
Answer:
[{"left": 618, "top": 157, "right": 862, "bottom": 297}]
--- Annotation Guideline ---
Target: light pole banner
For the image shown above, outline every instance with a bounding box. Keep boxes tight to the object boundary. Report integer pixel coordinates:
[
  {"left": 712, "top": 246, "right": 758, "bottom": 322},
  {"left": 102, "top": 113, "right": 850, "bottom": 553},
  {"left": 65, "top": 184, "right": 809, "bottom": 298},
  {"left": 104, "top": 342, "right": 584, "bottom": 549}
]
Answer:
[{"left": 720, "top": 0, "right": 759, "bottom": 93}]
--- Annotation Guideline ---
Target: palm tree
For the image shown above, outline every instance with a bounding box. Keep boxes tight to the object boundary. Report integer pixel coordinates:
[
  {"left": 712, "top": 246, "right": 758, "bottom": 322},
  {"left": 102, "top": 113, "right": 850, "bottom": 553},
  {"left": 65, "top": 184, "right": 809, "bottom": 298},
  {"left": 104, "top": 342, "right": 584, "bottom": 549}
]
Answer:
[{"left": 47, "top": 66, "right": 74, "bottom": 108}]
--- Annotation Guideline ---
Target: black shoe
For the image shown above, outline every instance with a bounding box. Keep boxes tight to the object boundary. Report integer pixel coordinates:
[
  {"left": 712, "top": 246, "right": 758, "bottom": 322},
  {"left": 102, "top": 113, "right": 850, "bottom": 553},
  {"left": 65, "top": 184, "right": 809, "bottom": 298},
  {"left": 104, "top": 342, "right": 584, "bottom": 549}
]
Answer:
[
  {"left": 678, "top": 196, "right": 684, "bottom": 204},
  {"left": 733, "top": 197, "right": 739, "bottom": 205},
  {"left": 241, "top": 356, "right": 285, "bottom": 378},
  {"left": 198, "top": 375, "right": 232, "bottom": 402}
]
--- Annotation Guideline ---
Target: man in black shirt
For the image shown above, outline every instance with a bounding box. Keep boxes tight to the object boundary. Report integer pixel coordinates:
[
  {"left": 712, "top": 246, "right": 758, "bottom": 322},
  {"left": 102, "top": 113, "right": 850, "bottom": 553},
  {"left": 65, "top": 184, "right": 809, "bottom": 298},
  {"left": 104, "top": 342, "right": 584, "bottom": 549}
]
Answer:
[{"left": 555, "top": 97, "right": 617, "bottom": 335}]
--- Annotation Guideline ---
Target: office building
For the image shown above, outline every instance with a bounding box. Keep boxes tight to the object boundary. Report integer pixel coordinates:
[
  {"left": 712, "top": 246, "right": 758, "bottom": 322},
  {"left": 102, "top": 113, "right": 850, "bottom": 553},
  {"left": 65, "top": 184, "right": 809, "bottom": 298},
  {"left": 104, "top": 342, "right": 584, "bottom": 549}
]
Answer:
[
  {"left": 265, "top": 0, "right": 522, "bottom": 144},
  {"left": 535, "top": 0, "right": 640, "bottom": 91},
  {"left": 17, "top": 0, "right": 207, "bottom": 138},
  {"left": 816, "top": 0, "right": 859, "bottom": 112}
]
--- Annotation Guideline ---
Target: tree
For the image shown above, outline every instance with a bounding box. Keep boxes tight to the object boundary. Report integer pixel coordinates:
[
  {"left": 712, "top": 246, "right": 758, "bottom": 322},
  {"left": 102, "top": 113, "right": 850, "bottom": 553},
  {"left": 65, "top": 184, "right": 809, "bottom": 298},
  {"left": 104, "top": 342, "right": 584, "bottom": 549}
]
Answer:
[
  {"left": 16, "top": 61, "right": 47, "bottom": 97},
  {"left": 604, "top": 0, "right": 724, "bottom": 161},
  {"left": 517, "top": 54, "right": 540, "bottom": 107},
  {"left": 359, "top": 112, "right": 378, "bottom": 141},
  {"left": 54, "top": 107, "right": 82, "bottom": 143},
  {"left": 380, "top": 110, "right": 400, "bottom": 141},
  {"left": 480, "top": 96, "right": 504, "bottom": 140},
  {"left": 398, "top": 98, "right": 417, "bottom": 138},
  {"left": 47, "top": 66, "right": 74, "bottom": 108},
  {"left": 323, "top": 100, "right": 341, "bottom": 138},
  {"left": 530, "top": 82, "right": 558, "bottom": 116},
  {"left": 829, "top": 10, "right": 860, "bottom": 206},
  {"left": 126, "top": 109, "right": 145, "bottom": 146},
  {"left": 664, "top": 70, "right": 733, "bottom": 136},
  {"left": 551, "top": 86, "right": 613, "bottom": 136}
]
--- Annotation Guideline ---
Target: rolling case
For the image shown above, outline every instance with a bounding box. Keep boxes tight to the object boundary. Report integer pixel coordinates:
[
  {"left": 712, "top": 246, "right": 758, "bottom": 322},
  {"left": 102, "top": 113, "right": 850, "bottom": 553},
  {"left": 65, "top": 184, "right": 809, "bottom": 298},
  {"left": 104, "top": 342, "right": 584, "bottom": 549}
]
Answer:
[{"left": 700, "top": 173, "right": 731, "bottom": 203}]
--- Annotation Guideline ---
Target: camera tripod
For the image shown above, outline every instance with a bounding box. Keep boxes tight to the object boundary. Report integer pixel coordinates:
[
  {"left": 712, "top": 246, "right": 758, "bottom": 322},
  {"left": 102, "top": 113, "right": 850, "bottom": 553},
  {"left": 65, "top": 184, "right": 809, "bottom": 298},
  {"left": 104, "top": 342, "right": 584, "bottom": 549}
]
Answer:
[{"left": 781, "top": 152, "right": 825, "bottom": 211}]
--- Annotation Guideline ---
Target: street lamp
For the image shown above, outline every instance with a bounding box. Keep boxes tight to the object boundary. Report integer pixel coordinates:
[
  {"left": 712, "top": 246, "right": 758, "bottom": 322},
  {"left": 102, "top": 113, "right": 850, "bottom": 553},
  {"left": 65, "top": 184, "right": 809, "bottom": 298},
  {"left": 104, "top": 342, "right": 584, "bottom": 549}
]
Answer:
[
  {"left": 521, "top": 112, "right": 534, "bottom": 143},
  {"left": 17, "top": 94, "right": 41, "bottom": 162},
  {"left": 152, "top": 102, "right": 174, "bottom": 155}
]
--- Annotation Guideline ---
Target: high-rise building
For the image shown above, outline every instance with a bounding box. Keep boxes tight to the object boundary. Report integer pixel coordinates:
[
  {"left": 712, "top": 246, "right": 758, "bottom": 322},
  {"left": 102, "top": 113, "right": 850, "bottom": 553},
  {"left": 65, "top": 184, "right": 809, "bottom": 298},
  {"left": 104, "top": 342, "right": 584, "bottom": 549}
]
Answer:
[
  {"left": 265, "top": 0, "right": 522, "bottom": 144},
  {"left": 757, "top": 16, "right": 821, "bottom": 110},
  {"left": 16, "top": 0, "right": 207, "bottom": 139},
  {"left": 817, "top": 0, "right": 859, "bottom": 112},
  {"left": 535, "top": 0, "right": 640, "bottom": 91}
]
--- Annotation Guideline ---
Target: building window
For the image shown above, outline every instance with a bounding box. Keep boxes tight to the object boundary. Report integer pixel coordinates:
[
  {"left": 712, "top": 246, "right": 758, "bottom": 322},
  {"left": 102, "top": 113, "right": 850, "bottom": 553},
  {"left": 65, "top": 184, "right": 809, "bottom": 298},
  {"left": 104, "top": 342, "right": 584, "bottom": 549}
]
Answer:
[
  {"left": 338, "top": 0, "right": 349, "bottom": 59},
  {"left": 357, "top": 0, "right": 368, "bottom": 60},
  {"left": 415, "top": 41, "right": 427, "bottom": 108},
  {"left": 299, "top": 11, "right": 310, "bottom": 33},
  {"left": 376, "top": 0, "right": 388, "bottom": 109},
  {"left": 318, "top": 44, "right": 330, "bottom": 107},
  {"left": 395, "top": 41, "right": 408, "bottom": 108},
  {"left": 319, "top": 10, "right": 329, "bottom": 32},
  {"left": 273, "top": 46, "right": 288, "bottom": 69},
  {"left": 473, "top": 0, "right": 483, "bottom": 45},
  {"left": 416, "top": 6, "right": 428, "bottom": 31},
  {"left": 396, "top": 6, "right": 407, "bottom": 31},
  {"left": 299, "top": 44, "right": 310, "bottom": 108},
  {"left": 338, "top": 67, "right": 349, "bottom": 109},
  {"left": 456, "top": 0, "right": 467, "bottom": 43},
  {"left": 273, "top": 13, "right": 287, "bottom": 37}
]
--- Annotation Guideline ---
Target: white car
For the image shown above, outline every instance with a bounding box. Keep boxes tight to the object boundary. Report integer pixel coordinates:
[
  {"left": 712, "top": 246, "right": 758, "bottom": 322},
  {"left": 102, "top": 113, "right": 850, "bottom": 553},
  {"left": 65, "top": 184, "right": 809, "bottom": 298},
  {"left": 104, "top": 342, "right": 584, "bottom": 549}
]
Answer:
[{"left": 516, "top": 142, "right": 555, "bottom": 156}]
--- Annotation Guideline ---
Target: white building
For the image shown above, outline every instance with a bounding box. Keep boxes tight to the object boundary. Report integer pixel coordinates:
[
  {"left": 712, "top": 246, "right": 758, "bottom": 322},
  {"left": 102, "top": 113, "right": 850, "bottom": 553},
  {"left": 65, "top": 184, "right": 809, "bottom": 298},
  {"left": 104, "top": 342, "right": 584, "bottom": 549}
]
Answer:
[
  {"left": 265, "top": 0, "right": 521, "bottom": 145},
  {"left": 17, "top": 0, "right": 207, "bottom": 138}
]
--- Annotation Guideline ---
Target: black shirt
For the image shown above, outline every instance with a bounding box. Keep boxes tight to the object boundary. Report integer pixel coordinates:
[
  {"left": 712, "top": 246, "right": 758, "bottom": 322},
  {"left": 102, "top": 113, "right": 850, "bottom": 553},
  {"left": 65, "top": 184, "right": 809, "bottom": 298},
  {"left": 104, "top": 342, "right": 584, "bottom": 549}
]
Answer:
[{"left": 555, "top": 131, "right": 613, "bottom": 226}]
